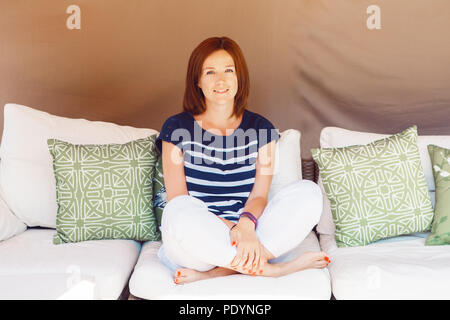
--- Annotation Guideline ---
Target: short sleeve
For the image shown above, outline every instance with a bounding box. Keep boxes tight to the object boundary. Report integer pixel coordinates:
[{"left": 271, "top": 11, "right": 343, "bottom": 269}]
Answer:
[
  {"left": 155, "top": 115, "right": 185, "bottom": 153},
  {"left": 257, "top": 117, "right": 280, "bottom": 149}
]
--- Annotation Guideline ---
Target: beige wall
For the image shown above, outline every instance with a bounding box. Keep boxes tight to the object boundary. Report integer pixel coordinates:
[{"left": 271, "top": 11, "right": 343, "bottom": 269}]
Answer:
[{"left": 1, "top": 0, "right": 449, "bottom": 157}]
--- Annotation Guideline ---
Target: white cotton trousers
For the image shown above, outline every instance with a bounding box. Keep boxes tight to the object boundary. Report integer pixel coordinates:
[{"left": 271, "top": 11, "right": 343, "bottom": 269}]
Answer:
[{"left": 158, "top": 179, "right": 323, "bottom": 273}]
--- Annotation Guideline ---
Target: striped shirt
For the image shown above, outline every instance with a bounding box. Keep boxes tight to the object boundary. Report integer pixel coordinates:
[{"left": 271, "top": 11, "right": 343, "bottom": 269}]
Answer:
[{"left": 156, "top": 109, "right": 280, "bottom": 222}]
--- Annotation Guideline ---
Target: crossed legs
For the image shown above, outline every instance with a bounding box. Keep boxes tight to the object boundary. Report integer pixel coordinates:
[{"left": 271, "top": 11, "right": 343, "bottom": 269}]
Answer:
[{"left": 159, "top": 180, "right": 329, "bottom": 284}]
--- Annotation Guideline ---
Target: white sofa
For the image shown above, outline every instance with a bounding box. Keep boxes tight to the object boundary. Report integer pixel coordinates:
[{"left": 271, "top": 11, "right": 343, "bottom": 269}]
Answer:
[
  {"left": 0, "top": 103, "right": 331, "bottom": 300},
  {"left": 316, "top": 127, "right": 450, "bottom": 300}
]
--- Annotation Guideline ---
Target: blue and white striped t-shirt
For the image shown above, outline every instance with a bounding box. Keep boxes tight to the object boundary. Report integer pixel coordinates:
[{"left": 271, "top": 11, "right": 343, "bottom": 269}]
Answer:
[{"left": 156, "top": 109, "right": 280, "bottom": 222}]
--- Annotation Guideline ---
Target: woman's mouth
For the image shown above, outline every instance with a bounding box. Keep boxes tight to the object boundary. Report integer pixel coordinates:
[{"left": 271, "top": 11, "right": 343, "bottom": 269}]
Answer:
[{"left": 213, "top": 89, "right": 229, "bottom": 94}]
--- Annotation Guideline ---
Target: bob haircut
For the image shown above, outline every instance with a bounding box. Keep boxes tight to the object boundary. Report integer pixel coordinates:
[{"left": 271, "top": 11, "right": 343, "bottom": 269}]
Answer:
[{"left": 183, "top": 36, "right": 250, "bottom": 117}]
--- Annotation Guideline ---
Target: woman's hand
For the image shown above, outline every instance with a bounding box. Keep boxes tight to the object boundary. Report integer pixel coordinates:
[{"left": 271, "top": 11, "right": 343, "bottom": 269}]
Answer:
[{"left": 229, "top": 217, "right": 266, "bottom": 275}]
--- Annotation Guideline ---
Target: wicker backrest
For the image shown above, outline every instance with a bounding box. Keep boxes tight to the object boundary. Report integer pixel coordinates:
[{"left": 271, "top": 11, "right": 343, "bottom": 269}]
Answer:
[{"left": 301, "top": 158, "right": 318, "bottom": 182}]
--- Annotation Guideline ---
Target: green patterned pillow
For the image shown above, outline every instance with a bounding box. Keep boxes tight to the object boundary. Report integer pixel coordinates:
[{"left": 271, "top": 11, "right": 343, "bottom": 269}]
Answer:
[
  {"left": 152, "top": 153, "right": 167, "bottom": 233},
  {"left": 426, "top": 144, "right": 450, "bottom": 246},
  {"left": 48, "top": 135, "right": 160, "bottom": 244},
  {"left": 312, "top": 126, "right": 434, "bottom": 247}
]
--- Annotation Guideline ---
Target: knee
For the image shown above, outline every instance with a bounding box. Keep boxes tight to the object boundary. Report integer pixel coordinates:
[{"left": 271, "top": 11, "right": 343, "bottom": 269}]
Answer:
[
  {"left": 300, "top": 180, "right": 322, "bottom": 202},
  {"left": 285, "top": 180, "right": 322, "bottom": 202},
  {"left": 161, "top": 194, "right": 207, "bottom": 234},
  {"left": 280, "top": 180, "right": 323, "bottom": 217}
]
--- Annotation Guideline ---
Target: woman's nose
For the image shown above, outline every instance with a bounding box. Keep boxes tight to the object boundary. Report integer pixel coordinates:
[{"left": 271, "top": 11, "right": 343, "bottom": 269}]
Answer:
[{"left": 216, "top": 72, "right": 226, "bottom": 83}]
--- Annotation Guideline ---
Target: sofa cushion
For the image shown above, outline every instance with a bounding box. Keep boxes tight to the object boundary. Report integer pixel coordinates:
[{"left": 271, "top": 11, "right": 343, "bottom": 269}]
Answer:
[
  {"left": 426, "top": 144, "right": 450, "bottom": 245},
  {"left": 312, "top": 126, "right": 433, "bottom": 247},
  {"left": 320, "top": 233, "right": 450, "bottom": 299},
  {"left": 268, "top": 129, "right": 302, "bottom": 201},
  {"left": 0, "top": 228, "right": 140, "bottom": 299},
  {"left": 0, "top": 103, "right": 158, "bottom": 228},
  {"left": 317, "top": 126, "right": 450, "bottom": 235},
  {"left": 129, "top": 231, "right": 331, "bottom": 300},
  {"left": 0, "top": 184, "right": 26, "bottom": 242},
  {"left": 48, "top": 136, "right": 160, "bottom": 244}
]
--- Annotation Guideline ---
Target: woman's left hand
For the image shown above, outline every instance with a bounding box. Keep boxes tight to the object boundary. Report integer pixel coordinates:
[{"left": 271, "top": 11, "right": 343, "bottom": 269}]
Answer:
[{"left": 229, "top": 218, "right": 266, "bottom": 275}]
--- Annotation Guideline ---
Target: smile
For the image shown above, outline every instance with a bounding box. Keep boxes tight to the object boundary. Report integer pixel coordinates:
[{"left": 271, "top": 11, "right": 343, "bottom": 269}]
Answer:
[{"left": 213, "top": 89, "right": 229, "bottom": 94}]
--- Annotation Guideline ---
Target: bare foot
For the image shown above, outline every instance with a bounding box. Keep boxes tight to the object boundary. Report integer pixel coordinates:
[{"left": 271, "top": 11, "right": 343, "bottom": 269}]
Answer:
[
  {"left": 174, "top": 267, "right": 238, "bottom": 285},
  {"left": 292, "top": 251, "right": 330, "bottom": 270},
  {"left": 260, "top": 251, "right": 330, "bottom": 277}
]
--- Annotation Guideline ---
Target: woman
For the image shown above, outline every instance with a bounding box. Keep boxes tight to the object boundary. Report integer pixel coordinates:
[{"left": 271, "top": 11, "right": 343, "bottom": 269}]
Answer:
[{"left": 156, "top": 36, "right": 329, "bottom": 285}]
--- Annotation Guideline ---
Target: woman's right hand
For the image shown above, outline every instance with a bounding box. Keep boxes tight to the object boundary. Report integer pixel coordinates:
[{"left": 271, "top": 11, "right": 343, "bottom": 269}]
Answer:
[{"left": 229, "top": 219, "right": 267, "bottom": 275}]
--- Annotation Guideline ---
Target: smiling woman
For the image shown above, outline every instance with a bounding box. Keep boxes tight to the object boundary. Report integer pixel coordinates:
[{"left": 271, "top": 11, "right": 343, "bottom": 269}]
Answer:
[{"left": 155, "top": 36, "right": 328, "bottom": 285}]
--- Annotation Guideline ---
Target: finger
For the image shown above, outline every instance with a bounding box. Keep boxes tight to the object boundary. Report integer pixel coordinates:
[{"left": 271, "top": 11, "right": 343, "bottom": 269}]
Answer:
[
  {"left": 232, "top": 246, "right": 245, "bottom": 268},
  {"left": 230, "top": 248, "right": 240, "bottom": 267},
  {"left": 229, "top": 230, "right": 237, "bottom": 246},
  {"left": 237, "top": 248, "right": 249, "bottom": 269},
  {"left": 244, "top": 250, "right": 255, "bottom": 271},
  {"left": 251, "top": 249, "right": 260, "bottom": 273}
]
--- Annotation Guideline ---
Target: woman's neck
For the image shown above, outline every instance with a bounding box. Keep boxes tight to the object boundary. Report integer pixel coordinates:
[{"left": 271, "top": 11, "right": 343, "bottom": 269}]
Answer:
[{"left": 194, "top": 102, "right": 242, "bottom": 135}]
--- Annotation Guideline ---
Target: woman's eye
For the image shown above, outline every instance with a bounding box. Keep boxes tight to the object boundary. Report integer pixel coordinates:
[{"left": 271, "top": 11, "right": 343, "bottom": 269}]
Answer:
[
  {"left": 206, "top": 71, "right": 214, "bottom": 75},
  {"left": 225, "top": 69, "right": 234, "bottom": 73}
]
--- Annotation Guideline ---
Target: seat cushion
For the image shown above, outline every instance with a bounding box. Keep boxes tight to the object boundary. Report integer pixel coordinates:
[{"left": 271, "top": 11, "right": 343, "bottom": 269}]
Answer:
[
  {"left": 129, "top": 231, "right": 331, "bottom": 300},
  {"left": 320, "top": 233, "right": 450, "bottom": 299},
  {"left": 268, "top": 129, "right": 302, "bottom": 201},
  {"left": 0, "top": 229, "right": 141, "bottom": 299}
]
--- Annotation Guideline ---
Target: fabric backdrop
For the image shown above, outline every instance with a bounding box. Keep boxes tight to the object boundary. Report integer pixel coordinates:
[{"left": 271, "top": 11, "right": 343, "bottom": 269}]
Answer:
[{"left": 1, "top": 0, "right": 449, "bottom": 157}]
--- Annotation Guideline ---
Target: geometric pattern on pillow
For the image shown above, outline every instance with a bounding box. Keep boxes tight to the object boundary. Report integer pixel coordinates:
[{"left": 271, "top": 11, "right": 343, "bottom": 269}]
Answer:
[
  {"left": 426, "top": 144, "right": 450, "bottom": 245},
  {"left": 152, "top": 153, "right": 166, "bottom": 235},
  {"left": 48, "top": 135, "right": 160, "bottom": 244},
  {"left": 312, "top": 126, "right": 434, "bottom": 247}
]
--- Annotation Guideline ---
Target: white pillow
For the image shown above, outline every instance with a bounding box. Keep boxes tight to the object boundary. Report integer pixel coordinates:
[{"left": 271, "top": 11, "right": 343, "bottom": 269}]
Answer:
[
  {"left": 0, "top": 183, "right": 26, "bottom": 242},
  {"left": 0, "top": 104, "right": 158, "bottom": 228},
  {"left": 316, "top": 126, "right": 450, "bottom": 235},
  {"left": 268, "top": 129, "right": 302, "bottom": 201}
]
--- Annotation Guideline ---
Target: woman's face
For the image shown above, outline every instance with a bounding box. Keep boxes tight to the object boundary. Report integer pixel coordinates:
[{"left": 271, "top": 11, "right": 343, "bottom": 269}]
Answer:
[{"left": 198, "top": 49, "right": 238, "bottom": 108}]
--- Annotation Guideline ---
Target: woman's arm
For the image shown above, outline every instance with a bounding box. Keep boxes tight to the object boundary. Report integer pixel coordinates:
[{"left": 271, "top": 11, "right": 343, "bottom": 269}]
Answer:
[
  {"left": 240, "top": 139, "right": 276, "bottom": 224},
  {"left": 229, "top": 140, "right": 277, "bottom": 274},
  {"left": 161, "top": 141, "right": 189, "bottom": 201}
]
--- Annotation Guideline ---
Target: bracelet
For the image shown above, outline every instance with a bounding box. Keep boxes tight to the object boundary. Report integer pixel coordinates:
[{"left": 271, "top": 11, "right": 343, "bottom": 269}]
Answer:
[{"left": 239, "top": 211, "right": 258, "bottom": 229}]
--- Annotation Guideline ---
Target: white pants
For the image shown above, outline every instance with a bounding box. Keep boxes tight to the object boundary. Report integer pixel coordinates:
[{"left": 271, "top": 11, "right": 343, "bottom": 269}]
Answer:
[{"left": 158, "top": 180, "right": 322, "bottom": 272}]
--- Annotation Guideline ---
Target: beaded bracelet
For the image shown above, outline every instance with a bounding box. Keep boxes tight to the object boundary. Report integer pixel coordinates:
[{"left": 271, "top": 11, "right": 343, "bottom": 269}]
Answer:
[{"left": 239, "top": 211, "right": 258, "bottom": 229}]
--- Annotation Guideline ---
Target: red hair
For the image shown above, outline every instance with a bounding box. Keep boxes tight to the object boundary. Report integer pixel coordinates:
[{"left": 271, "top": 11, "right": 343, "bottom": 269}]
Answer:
[{"left": 183, "top": 37, "right": 250, "bottom": 117}]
